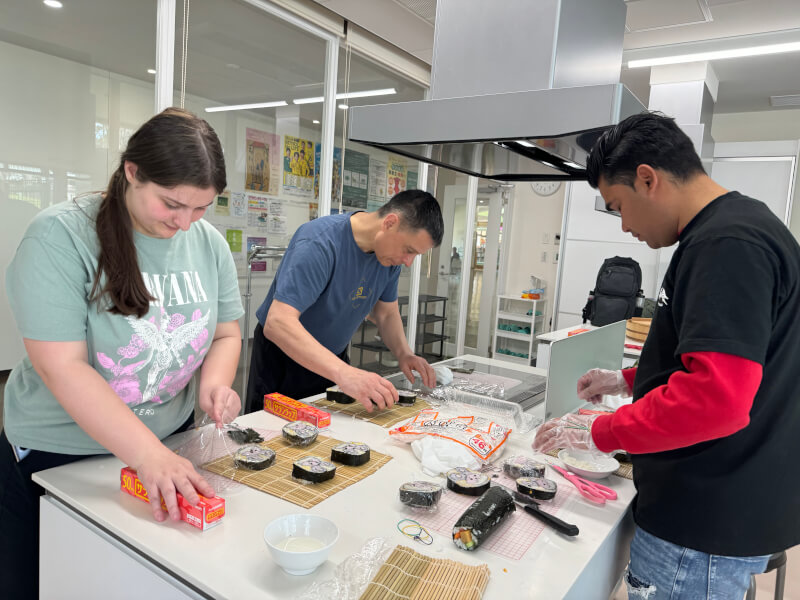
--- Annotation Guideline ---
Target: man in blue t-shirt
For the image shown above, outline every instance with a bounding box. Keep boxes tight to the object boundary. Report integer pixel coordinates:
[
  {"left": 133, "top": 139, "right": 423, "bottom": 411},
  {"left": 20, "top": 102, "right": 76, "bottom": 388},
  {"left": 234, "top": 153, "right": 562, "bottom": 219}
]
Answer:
[{"left": 246, "top": 190, "right": 444, "bottom": 412}]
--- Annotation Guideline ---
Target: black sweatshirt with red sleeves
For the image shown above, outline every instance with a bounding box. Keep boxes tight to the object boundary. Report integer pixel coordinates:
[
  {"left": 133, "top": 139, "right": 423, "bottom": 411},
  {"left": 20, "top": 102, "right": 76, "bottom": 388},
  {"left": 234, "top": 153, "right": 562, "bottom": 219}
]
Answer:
[{"left": 591, "top": 192, "right": 800, "bottom": 557}]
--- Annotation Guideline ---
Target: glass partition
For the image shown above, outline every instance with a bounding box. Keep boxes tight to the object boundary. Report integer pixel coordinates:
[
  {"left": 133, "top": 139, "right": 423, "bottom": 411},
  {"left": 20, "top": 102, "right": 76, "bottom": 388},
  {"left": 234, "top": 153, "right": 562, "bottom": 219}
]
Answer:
[{"left": 0, "top": 0, "right": 157, "bottom": 370}]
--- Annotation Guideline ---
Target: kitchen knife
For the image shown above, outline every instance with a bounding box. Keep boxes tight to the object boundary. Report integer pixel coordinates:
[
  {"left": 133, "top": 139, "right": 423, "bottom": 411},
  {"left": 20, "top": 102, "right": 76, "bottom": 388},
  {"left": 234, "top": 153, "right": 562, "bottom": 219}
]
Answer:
[{"left": 512, "top": 491, "right": 579, "bottom": 536}]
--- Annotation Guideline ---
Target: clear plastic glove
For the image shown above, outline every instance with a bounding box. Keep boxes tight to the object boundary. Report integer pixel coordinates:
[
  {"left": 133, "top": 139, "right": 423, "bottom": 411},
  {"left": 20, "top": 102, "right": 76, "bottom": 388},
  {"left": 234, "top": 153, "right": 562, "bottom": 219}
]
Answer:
[
  {"left": 532, "top": 413, "right": 599, "bottom": 454},
  {"left": 577, "top": 369, "right": 630, "bottom": 404}
]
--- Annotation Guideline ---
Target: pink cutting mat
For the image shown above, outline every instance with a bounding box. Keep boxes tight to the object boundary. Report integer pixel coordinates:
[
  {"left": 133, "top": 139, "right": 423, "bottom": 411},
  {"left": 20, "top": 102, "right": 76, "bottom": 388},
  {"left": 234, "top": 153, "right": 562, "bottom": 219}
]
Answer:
[{"left": 412, "top": 473, "right": 577, "bottom": 561}]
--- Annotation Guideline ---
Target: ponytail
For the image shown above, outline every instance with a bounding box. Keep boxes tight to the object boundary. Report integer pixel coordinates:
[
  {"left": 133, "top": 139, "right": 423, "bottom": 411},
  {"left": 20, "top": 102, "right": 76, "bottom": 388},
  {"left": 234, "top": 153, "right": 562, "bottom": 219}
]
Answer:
[{"left": 89, "top": 168, "right": 154, "bottom": 318}]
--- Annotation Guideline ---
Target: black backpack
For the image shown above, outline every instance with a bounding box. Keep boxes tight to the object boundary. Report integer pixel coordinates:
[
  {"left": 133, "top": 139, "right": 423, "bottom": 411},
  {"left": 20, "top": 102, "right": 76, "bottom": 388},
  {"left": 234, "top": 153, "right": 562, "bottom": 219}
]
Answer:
[{"left": 581, "top": 257, "right": 643, "bottom": 326}]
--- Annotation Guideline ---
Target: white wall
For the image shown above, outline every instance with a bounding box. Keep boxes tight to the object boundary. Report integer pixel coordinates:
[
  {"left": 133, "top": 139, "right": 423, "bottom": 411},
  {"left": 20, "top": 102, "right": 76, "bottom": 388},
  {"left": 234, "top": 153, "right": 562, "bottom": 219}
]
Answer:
[
  {"left": 504, "top": 183, "right": 566, "bottom": 332},
  {"left": 712, "top": 109, "right": 800, "bottom": 143}
]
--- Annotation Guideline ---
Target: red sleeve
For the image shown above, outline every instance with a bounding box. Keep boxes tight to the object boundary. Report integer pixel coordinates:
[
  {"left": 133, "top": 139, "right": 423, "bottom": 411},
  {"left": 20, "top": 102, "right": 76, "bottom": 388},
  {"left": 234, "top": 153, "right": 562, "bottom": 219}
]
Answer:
[
  {"left": 621, "top": 367, "right": 637, "bottom": 393},
  {"left": 591, "top": 351, "right": 761, "bottom": 454}
]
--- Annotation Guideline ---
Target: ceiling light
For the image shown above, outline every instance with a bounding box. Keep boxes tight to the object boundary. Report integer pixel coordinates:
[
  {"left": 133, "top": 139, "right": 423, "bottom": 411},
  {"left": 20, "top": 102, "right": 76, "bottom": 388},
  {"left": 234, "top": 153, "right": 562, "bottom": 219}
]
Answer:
[
  {"left": 338, "top": 104, "right": 349, "bottom": 110},
  {"left": 312, "top": 119, "right": 320, "bottom": 124},
  {"left": 293, "top": 87, "right": 396, "bottom": 105},
  {"left": 628, "top": 41, "right": 800, "bottom": 68},
  {"left": 770, "top": 94, "right": 800, "bottom": 107},
  {"left": 147, "top": 69, "right": 157, "bottom": 75},
  {"left": 204, "top": 100, "right": 288, "bottom": 113},
  {"left": 43, "top": 0, "right": 63, "bottom": 8}
]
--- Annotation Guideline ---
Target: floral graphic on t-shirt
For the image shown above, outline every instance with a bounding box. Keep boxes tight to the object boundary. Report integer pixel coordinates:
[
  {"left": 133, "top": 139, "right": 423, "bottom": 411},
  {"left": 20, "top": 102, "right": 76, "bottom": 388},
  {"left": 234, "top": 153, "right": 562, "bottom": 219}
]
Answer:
[{"left": 97, "top": 308, "right": 210, "bottom": 406}]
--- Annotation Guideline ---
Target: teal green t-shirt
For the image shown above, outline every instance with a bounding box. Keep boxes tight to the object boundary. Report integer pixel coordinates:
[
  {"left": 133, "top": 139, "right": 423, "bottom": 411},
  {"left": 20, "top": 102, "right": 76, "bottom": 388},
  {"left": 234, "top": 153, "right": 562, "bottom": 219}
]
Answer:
[{"left": 4, "top": 195, "right": 244, "bottom": 454}]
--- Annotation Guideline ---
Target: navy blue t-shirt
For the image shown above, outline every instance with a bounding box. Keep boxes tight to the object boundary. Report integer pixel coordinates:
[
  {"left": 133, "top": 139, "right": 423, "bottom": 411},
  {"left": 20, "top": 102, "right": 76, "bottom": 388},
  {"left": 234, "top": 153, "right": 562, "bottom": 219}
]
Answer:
[{"left": 255, "top": 212, "right": 401, "bottom": 355}]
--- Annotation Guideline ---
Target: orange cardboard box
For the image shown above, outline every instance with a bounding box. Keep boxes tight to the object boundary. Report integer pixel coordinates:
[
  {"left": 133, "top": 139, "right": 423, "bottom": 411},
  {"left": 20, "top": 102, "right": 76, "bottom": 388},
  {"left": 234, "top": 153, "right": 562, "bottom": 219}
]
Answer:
[
  {"left": 264, "top": 392, "right": 331, "bottom": 428},
  {"left": 120, "top": 466, "right": 225, "bottom": 531},
  {"left": 568, "top": 328, "right": 590, "bottom": 336}
]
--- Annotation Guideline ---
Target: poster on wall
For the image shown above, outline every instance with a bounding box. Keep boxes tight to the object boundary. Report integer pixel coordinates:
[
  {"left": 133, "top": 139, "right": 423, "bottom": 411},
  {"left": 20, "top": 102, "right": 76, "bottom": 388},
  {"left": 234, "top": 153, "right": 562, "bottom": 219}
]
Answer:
[
  {"left": 283, "top": 135, "right": 315, "bottom": 196},
  {"left": 368, "top": 158, "right": 387, "bottom": 199},
  {"left": 387, "top": 158, "right": 407, "bottom": 197},
  {"left": 407, "top": 170, "right": 418, "bottom": 190},
  {"left": 247, "top": 194, "right": 270, "bottom": 230},
  {"left": 309, "top": 202, "right": 319, "bottom": 220},
  {"left": 245, "top": 128, "right": 279, "bottom": 195},
  {"left": 267, "top": 215, "right": 287, "bottom": 235},
  {"left": 342, "top": 149, "right": 369, "bottom": 208},
  {"left": 231, "top": 192, "right": 246, "bottom": 218},
  {"left": 314, "top": 144, "right": 342, "bottom": 205},
  {"left": 214, "top": 190, "right": 230, "bottom": 216},
  {"left": 247, "top": 236, "right": 267, "bottom": 272},
  {"left": 222, "top": 227, "right": 244, "bottom": 268}
]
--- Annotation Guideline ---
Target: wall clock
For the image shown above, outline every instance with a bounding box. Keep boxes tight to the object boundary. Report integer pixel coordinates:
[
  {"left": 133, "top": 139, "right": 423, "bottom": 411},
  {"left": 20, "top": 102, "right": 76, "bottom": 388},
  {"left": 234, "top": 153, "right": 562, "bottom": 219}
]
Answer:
[{"left": 531, "top": 181, "right": 562, "bottom": 196}]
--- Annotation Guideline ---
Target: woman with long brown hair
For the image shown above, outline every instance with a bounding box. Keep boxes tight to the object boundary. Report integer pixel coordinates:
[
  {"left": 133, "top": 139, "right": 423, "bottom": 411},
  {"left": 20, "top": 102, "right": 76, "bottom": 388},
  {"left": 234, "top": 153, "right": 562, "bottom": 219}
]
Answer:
[{"left": 1, "top": 108, "right": 243, "bottom": 598}]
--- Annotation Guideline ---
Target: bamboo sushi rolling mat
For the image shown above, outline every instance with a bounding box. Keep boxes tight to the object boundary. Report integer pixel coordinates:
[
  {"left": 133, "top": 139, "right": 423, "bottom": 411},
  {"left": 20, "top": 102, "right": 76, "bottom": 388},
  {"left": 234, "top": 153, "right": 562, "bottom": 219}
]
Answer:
[
  {"left": 360, "top": 544, "right": 490, "bottom": 600},
  {"left": 412, "top": 473, "right": 578, "bottom": 561},
  {"left": 202, "top": 434, "right": 392, "bottom": 508},
  {"left": 544, "top": 448, "right": 633, "bottom": 479},
  {"left": 312, "top": 396, "right": 431, "bottom": 428}
]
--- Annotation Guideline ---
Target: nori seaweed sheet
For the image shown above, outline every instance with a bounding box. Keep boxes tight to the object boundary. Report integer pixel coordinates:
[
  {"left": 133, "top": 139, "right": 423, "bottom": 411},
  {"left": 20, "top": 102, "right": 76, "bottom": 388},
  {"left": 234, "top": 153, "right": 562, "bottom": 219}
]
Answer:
[{"left": 452, "top": 486, "right": 516, "bottom": 551}]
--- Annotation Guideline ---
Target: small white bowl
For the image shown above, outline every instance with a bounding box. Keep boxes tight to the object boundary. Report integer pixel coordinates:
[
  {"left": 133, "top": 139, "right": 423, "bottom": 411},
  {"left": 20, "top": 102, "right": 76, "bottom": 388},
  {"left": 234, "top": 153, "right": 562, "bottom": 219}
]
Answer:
[
  {"left": 263, "top": 514, "right": 339, "bottom": 575},
  {"left": 558, "top": 449, "right": 619, "bottom": 480}
]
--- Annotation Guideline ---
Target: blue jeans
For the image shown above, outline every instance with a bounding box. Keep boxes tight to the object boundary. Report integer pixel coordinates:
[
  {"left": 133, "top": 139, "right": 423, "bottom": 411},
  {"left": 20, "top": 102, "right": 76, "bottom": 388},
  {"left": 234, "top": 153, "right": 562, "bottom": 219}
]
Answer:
[{"left": 625, "top": 526, "right": 770, "bottom": 600}]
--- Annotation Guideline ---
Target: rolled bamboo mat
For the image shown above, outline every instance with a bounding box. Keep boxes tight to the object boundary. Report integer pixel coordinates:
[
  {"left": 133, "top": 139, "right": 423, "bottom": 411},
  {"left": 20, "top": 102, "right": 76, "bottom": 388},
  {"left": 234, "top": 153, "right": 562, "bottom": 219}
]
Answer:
[{"left": 359, "top": 545, "right": 490, "bottom": 600}]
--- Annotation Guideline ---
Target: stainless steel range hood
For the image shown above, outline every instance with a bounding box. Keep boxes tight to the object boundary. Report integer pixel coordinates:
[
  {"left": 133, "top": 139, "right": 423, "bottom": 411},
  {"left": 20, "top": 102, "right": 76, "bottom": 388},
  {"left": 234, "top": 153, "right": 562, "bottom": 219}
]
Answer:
[{"left": 348, "top": 0, "right": 645, "bottom": 182}]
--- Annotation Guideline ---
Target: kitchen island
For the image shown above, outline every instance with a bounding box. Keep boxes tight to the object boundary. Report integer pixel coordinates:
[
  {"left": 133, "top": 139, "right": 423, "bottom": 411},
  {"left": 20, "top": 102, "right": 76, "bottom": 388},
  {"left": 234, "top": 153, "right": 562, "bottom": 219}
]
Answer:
[{"left": 34, "top": 355, "right": 634, "bottom": 599}]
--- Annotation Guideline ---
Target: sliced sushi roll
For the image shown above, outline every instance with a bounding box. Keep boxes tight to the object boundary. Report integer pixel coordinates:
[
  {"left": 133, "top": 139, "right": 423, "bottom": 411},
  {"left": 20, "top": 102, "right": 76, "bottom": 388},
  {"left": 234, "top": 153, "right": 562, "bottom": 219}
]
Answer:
[
  {"left": 396, "top": 390, "right": 417, "bottom": 406},
  {"left": 503, "top": 455, "right": 546, "bottom": 479},
  {"left": 452, "top": 487, "right": 516, "bottom": 551},
  {"left": 291, "top": 456, "right": 337, "bottom": 484},
  {"left": 399, "top": 481, "right": 443, "bottom": 509},
  {"left": 282, "top": 420, "right": 319, "bottom": 447},
  {"left": 445, "top": 467, "right": 490, "bottom": 496},
  {"left": 233, "top": 445, "right": 276, "bottom": 470},
  {"left": 330, "top": 442, "right": 371, "bottom": 466},
  {"left": 325, "top": 386, "right": 356, "bottom": 404},
  {"left": 516, "top": 476, "right": 557, "bottom": 500}
]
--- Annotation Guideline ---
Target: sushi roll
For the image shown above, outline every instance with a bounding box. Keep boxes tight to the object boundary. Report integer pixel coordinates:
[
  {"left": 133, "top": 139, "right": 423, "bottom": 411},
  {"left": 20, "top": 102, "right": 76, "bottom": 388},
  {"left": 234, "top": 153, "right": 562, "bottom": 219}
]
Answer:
[
  {"left": 399, "top": 481, "right": 443, "bottom": 509},
  {"left": 233, "top": 445, "right": 276, "bottom": 470},
  {"left": 445, "top": 467, "right": 491, "bottom": 496},
  {"left": 503, "top": 455, "right": 546, "bottom": 479},
  {"left": 291, "top": 456, "right": 337, "bottom": 484},
  {"left": 325, "top": 386, "right": 356, "bottom": 404},
  {"left": 396, "top": 390, "right": 417, "bottom": 406},
  {"left": 282, "top": 420, "right": 319, "bottom": 447},
  {"left": 330, "top": 442, "right": 371, "bottom": 466},
  {"left": 516, "top": 476, "right": 557, "bottom": 500},
  {"left": 452, "top": 487, "right": 516, "bottom": 551}
]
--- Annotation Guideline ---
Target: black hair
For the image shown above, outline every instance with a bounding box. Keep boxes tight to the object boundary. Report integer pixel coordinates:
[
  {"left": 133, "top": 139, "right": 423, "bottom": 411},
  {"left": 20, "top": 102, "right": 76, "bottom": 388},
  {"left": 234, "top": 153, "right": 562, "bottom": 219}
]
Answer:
[
  {"left": 90, "top": 107, "right": 226, "bottom": 318},
  {"left": 377, "top": 189, "right": 444, "bottom": 247},
  {"left": 586, "top": 111, "right": 706, "bottom": 189}
]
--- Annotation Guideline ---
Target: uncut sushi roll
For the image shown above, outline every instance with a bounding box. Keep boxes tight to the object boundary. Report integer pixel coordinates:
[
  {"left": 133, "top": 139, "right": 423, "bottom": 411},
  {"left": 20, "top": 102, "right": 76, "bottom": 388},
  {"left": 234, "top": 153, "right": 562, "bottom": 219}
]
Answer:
[
  {"left": 330, "top": 442, "right": 371, "bottom": 466},
  {"left": 292, "top": 456, "right": 337, "bottom": 484},
  {"left": 445, "top": 467, "right": 491, "bottom": 496},
  {"left": 282, "top": 420, "right": 319, "bottom": 447},
  {"left": 452, "top": 487, "right": 516, "bottom": 551},
  {"left": 326, "top": 386, "right": 356, "bottom": 404},
  {"left": 399, "top": 481, "right": 443, "bottom": 509},
  {"left": 516, "top": 476, "right": 557, "bottom": 500},
  {"left": 396, "top": 390, "right": 417, "bottom": 406},
  {"left": 233, "top": 445, "right": 276, "bottom": 470},
  {"left": 503, "top": 455, "right": 546, "bottom": 479}
]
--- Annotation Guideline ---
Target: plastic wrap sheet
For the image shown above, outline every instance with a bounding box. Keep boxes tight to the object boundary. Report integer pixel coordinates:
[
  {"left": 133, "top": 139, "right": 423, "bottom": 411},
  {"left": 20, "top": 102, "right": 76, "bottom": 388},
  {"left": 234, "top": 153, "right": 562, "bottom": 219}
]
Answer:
[{"left": 433, "top": 388, "right": 540, "bottom": 435}]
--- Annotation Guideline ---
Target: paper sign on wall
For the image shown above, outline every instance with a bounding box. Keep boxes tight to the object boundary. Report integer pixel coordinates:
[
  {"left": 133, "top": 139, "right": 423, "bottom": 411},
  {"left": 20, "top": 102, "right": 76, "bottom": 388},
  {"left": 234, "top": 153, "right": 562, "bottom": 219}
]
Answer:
[{"left": 245, "top": 128, "right": 279, "bottom": 195}]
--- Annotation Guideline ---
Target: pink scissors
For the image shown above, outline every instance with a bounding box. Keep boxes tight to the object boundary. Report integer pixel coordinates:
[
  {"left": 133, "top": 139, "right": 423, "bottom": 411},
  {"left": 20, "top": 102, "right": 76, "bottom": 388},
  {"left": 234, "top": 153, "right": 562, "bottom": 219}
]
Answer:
[{"left": 548, "top": 463, "right": 618, "bottom": 505}]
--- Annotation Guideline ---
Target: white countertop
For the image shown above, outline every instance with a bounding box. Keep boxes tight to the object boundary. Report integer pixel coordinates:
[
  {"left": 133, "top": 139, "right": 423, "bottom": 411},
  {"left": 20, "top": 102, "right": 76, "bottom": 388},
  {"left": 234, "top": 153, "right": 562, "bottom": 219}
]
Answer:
[{"left": 33, "top": 355, "right": 635, "bottom": 600}]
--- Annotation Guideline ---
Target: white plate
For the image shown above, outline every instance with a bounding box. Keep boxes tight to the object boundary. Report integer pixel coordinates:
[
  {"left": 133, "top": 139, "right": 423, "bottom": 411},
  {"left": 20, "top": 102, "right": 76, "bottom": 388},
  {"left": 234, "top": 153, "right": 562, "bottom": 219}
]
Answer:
[{"left": 558, "top": 449, "right": 619, "bottom": 480}]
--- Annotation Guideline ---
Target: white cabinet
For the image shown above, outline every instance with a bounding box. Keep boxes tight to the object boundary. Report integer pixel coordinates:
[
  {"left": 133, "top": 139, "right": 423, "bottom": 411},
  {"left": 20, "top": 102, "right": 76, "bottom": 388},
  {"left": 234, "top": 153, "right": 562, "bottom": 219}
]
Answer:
[{"left": 492, "top": 295, "right": 544, "bottom": 365}]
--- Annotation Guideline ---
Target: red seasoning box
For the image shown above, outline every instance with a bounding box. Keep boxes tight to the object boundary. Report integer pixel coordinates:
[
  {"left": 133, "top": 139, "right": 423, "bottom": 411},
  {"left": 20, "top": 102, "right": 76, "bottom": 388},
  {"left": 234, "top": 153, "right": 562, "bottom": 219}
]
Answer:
[
  {"left": 264, "top": 392, "right": 331, "bottom": 428},
  {"left": 120, "top": 466, "right": 225, "bottom": 531}
]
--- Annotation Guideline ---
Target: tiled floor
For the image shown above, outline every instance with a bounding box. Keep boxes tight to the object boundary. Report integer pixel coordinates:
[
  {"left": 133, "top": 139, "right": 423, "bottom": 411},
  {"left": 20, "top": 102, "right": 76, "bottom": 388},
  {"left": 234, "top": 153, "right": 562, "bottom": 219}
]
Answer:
[{"left": 610, "top": 543, "right": 799, "bottom": 599}]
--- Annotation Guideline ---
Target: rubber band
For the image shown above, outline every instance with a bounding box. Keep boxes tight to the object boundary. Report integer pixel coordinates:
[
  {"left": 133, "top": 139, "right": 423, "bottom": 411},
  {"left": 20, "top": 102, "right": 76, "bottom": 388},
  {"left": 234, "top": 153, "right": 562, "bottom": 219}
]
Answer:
[{"left": 396, "top": 518, "right": 434, "bottom": 545}]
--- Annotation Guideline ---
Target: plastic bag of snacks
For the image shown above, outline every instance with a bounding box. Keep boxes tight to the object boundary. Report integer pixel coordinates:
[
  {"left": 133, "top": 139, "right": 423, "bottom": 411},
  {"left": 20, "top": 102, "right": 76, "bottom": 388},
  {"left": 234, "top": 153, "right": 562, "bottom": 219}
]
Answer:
[{"left": 389, "top": 409, "right": 511, "bottom": 463}]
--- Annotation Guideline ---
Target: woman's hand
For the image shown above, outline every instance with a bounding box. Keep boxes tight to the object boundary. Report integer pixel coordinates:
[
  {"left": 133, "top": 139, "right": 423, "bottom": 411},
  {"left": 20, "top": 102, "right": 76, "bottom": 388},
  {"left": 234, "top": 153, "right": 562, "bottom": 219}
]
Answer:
[
  {"left": 199, "top": 385, "right": 241, "bottom": 428},
  {"left": 133, "top": 445, "right": 216, "bottom": 522}
]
